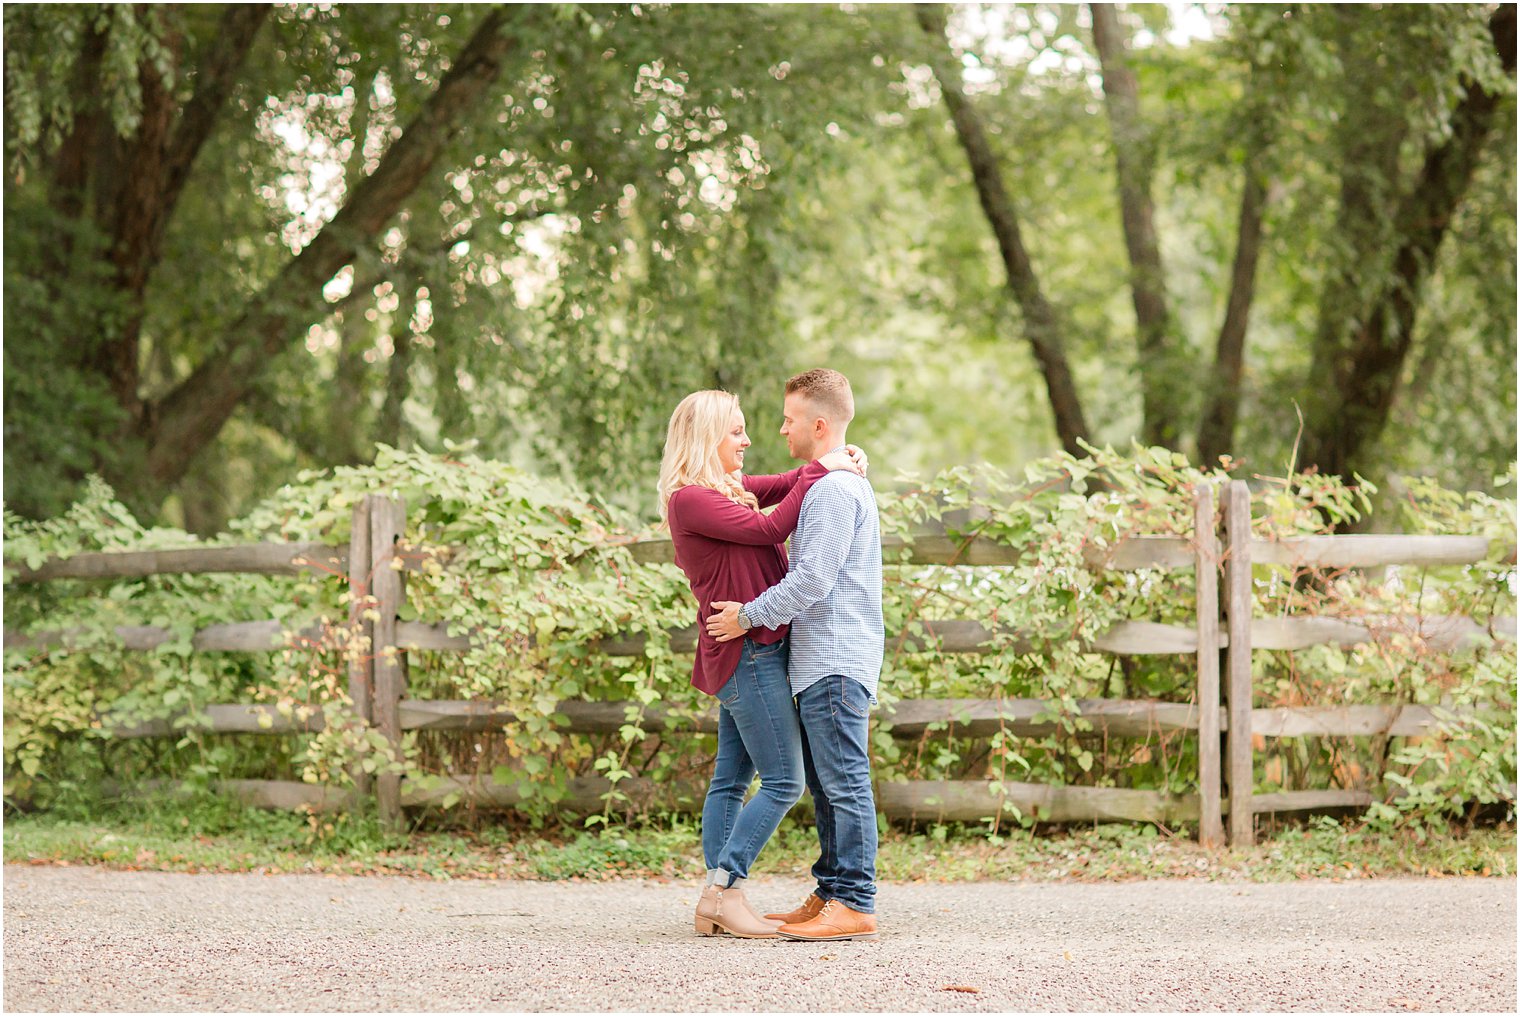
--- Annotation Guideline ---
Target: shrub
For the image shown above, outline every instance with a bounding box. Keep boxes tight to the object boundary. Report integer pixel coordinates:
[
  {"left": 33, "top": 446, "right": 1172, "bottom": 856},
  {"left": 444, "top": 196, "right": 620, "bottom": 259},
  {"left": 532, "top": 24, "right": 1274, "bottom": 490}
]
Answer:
[{"left": 5, "top": 446, "right": 1514, "bottom": 830}]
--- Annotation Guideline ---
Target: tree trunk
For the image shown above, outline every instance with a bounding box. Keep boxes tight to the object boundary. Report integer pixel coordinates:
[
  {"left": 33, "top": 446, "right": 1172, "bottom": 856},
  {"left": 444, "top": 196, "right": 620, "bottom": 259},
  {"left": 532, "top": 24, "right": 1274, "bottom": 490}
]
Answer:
[
  {"left": 1298, "top": 8, "right": 1420, "bottom": 479},
  {"left": 135, "top": 8, "right": 520, "bottom": 501},
  {"left": 1089, "top": 3, "right": 1180, "bottom": 450},
  {"left": 46, "top": 24, "right": 108, "bottom": 254},
  {"left": 96, "top": 30, "right": 177, "bottom": 428},
  {"left": 178, "top": 444, "right": 231, "bottom": 537},
  {"left": 377, "top": 281, "right": 417, "bottom": 450},
  {"left": 914, "top": 3, "right": 1091, "bottom": 455},
  {"left": 101, "top": 6, "right": 271, "bottom": 431},
  {"left": 1197, "top": 161, "right": 1269, "bottom": 467},
  {"left": 330, "top": 312, "right": 372, "bottom": 466},
  {"left": 1299, "top": 4, "right": 1516, "bottom": 483}
]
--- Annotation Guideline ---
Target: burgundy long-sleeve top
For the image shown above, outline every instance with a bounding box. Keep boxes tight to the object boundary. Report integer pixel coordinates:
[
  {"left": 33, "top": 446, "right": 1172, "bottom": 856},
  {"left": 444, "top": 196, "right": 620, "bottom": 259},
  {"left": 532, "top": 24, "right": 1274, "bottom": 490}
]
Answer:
[{"left": 665, "top": 461, "right": 829, "bottom": 695}]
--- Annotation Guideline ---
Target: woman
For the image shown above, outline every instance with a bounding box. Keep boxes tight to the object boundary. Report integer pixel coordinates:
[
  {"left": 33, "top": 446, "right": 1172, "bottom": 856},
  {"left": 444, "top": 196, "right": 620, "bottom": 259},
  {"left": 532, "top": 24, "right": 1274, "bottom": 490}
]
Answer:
[{"left": 658, "top": 390, "right": 865, "bottom": 939}]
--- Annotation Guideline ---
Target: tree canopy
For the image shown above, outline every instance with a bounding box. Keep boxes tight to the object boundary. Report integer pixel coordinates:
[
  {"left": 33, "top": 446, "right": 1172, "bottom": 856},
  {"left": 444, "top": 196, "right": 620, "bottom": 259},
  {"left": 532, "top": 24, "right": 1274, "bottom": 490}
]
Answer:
[{"left": 4, "top": 3, "right": 1514, "bottom": 529}]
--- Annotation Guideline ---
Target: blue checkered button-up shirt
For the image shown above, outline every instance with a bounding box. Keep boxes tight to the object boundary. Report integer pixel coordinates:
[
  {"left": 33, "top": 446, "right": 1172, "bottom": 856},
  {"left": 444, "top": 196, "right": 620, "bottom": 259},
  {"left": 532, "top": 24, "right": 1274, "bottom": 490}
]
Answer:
[{"left": 743, "top": 466, "right": 884, "bottom": 700}]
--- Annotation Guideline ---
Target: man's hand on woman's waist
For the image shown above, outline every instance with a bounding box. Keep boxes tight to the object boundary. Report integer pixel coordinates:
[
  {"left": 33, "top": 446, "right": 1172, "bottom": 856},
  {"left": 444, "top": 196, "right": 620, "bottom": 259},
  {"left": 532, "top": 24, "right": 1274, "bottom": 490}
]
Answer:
[{"left": 706, "top": 600, "right": 749, "bottom": 643}]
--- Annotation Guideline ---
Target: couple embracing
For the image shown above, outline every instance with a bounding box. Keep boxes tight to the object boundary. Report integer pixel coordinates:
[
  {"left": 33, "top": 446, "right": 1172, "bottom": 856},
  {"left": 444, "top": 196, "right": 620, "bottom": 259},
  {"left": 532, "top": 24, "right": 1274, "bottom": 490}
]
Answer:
[{"left": 657, "top": 368, "right": 883, "bottom": 942}]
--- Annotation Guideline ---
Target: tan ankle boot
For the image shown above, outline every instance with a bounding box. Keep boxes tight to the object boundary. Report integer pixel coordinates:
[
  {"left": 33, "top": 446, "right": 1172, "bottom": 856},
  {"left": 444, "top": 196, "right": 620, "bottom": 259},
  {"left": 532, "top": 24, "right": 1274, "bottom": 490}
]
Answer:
[
  {"left": 694, "top": 883, "right": 783, "bottom": 939},
  {"left": 766, "top": 891, "right": 825, "bottom": 924}
]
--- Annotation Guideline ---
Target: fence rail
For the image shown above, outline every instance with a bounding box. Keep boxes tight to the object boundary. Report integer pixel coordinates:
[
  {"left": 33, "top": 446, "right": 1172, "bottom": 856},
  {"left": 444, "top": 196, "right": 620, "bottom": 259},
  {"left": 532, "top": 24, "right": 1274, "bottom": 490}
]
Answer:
[
  {"left": 6, "top": 542, "right": 346, "bottom": 583},
  {"left": 85, "top": 698, "right": 1497, "bottom": 742},
  {"left": 10, "top": 613, "right": 1510, "bottom": 658},
  {"left": 6, "top": 484, "right": 1514, "bottom": 842},
  {"left": 125, "top": 774, "right": 1518, "bottom": 826}
]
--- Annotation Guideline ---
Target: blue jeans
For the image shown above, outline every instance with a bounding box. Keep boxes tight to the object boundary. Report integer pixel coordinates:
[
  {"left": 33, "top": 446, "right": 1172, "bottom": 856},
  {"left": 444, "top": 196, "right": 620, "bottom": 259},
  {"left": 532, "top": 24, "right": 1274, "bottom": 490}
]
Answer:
[
  {"left": 701, "top": 637, "right": 805, "bottom": 884},
  {"left": 797, "top": 675, "right": 878, "bottom": 914}
]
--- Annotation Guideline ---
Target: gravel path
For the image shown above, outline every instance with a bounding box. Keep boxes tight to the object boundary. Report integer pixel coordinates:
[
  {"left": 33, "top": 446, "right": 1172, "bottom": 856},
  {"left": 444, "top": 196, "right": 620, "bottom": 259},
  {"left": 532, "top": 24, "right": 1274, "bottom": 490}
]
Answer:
[{"left": 3, "top": 865, "right": 1514, "bottom": 1012}]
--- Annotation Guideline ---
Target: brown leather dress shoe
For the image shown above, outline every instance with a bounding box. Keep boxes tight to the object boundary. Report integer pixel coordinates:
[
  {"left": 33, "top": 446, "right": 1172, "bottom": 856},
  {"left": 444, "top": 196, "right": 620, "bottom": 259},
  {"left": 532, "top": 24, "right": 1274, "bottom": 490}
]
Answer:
[
  {"left": 777, "top": 898, "right": 878, "bottom": 941},
  {"left": 765, "top": 891, "right": 825, "bottom": 924}
]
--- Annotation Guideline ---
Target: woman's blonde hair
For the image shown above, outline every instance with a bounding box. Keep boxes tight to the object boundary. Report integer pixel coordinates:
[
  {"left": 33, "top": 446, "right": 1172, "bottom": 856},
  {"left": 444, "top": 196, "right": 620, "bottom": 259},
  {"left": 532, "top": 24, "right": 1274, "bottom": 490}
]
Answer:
[{"left": 658, "top": 390, "right": 760, "bottom": 522}]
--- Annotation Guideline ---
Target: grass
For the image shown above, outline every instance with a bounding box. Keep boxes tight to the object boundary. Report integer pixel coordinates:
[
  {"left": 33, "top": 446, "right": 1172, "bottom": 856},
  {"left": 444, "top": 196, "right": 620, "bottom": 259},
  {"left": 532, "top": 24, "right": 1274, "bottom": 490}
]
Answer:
[{"left": 4, "top": 790, "right": 1513, "bottom": 883}]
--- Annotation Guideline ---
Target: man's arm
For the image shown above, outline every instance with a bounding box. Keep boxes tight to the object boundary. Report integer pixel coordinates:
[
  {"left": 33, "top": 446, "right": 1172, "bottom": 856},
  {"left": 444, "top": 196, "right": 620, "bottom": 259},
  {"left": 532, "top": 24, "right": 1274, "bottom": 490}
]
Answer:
[{"left": 706, "top": 480, "right": 857, "bottom": 642}]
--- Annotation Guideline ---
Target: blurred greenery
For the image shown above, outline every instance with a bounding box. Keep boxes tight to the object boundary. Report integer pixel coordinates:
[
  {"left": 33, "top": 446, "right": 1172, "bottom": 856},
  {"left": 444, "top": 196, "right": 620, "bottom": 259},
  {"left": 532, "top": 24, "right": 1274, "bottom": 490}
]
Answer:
[
  {"left": 2, "top": 3, "right": 1514, "bottom": 530},
  {"left": 4, "top": 787, "right": 1513, "bottom": 882}
]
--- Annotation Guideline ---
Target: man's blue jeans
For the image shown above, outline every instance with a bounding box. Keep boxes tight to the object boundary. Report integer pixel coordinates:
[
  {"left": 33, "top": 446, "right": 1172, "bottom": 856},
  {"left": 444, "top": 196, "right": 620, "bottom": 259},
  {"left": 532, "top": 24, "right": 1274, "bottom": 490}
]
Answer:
[
  {"left": 796, "top": 675, "right": 878, "bottom": 914},
  {"left": 701, "top": 637, "right": 805, "bottom": 884}
]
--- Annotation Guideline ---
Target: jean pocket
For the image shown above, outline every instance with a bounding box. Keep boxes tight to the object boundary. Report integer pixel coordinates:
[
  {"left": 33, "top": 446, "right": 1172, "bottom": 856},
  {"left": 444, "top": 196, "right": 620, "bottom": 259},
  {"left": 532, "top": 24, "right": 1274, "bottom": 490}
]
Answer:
[
  {"left": 751, "top": 639, "right": 784, "bottom": 659},
  {"left": 716, "top": 675, "right": 741, "bottom": 707},
  {"left": 839, "top": 677, "right": 871, "bottom": 719}
]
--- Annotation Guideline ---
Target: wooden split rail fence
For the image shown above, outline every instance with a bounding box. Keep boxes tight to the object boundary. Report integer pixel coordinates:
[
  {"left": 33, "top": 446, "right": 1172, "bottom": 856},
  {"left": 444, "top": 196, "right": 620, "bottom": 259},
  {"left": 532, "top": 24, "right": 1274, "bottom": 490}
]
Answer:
[{"left": 5, "top": 483, "right": 1514, "bottom": 845}]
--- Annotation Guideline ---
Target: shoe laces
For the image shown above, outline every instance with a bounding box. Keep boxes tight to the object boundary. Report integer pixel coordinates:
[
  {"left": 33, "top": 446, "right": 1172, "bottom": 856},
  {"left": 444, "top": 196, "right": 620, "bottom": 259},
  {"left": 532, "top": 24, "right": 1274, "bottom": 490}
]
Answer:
[{"left": 817, "top": 898, "right": 839, "bottom": 919}]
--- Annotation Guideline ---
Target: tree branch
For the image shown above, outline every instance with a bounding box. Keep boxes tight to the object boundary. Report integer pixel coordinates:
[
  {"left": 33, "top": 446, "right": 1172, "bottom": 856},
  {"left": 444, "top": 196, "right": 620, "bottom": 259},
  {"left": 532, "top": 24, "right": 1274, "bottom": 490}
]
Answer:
[
  {"left": 143, "top": 7, "right": 520, "bottom": 495},
  {"left": 158, "top": 5, "right": 270, "bottom": 245}
]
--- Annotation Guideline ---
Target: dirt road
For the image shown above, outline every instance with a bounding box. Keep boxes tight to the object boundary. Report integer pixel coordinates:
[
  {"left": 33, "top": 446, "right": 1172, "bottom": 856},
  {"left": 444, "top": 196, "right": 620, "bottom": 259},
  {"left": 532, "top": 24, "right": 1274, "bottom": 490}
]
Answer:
[{"left": 4, "top": 865, "right": 1514, "bottom": 1012}]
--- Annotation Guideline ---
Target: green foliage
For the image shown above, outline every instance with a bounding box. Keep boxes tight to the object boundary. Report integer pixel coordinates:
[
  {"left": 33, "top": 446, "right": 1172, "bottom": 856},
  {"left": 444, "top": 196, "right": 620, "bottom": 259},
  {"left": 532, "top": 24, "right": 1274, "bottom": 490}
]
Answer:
[
  {"left": 3, "top": 5, "right": 174, "bottom": 163},
  {"left": 5, "top": 801, "right": 1512, "bottom": 882},
  {"left": 5, "top": 447, "right": 1514, "bottom": 833},
  {"left": 5, "top": 782, "right": 405, "bottom": 872},
  {"left": 2, "top": 203, "right": 134, "bottom": 520},
  {"left": 523, "top": 827, "right": 697, "bottom": 880},
  {"left": 1, "top": 1, "right": 918, "bottom": 522},
  {"left": 1246, "top": 470, "right": 1517, "bottom": 829},
  {"left": 3, "top": 4, "right": 1512, "bottom": 533}
]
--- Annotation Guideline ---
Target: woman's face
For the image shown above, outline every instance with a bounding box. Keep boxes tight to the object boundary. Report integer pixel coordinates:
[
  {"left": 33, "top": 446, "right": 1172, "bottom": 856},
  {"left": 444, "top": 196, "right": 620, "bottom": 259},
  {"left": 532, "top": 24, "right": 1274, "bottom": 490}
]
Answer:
[{"left": 717, "top": 408, "right": 751, "bottom": 473}]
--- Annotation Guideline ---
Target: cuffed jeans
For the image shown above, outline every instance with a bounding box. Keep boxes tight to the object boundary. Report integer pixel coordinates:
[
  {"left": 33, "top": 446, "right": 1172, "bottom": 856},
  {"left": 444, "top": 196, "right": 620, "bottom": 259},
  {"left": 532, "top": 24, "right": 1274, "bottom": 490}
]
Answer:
[
  {"left": 797, "top": 675, "right": 878, "bottom": 914},
  {"left": 701, "top": 637, "right": 805, "bottom": 885}
]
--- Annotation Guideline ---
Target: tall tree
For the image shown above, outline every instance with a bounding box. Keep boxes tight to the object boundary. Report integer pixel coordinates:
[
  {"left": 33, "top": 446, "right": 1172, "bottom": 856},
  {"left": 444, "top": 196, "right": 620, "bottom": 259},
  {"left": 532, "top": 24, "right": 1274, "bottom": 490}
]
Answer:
[
  {"left": 5, "top": 4, "right": 1513, "bottom": 528},
  {"left": 1197, "top": 32, "right": 1278, "bottom": 466},
  {"left": 8, "top": 4, "right": 928, "bottom": 522},
  {"left": 5, "top": 5, "right": 524, "bottom": 513},
  {"left": 1196, "top": 160, "right": 1268, "bottom": 466},
  {"left": 914, "top": 2, "right": 1092, "bottom": 455},
  {"left": 1089, "top": 2, "right": 1181, "bottom": 448},
  {"left": 1298, "top": 3, "right": 1517, "bottom": 482},
  {"left": 144, "top": 9, "right": 518, "bottom": 500}
]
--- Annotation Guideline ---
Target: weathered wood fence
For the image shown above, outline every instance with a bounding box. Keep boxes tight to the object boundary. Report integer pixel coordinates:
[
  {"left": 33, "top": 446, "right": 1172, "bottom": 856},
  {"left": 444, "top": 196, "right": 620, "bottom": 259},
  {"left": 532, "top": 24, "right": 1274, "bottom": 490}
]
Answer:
[{"left": 6, "top": 482, "right": 1514, "bottom": 845}]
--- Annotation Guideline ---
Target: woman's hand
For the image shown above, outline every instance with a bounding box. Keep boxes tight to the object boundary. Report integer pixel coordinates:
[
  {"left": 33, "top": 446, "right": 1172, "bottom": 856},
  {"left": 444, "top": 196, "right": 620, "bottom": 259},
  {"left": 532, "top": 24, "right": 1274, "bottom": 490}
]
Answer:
[
  {"left": 818, "top": 448, "right": 866, "bottom": 476},
  {"left": 845, "top": 444, "right": 869, "bottom": 475}
]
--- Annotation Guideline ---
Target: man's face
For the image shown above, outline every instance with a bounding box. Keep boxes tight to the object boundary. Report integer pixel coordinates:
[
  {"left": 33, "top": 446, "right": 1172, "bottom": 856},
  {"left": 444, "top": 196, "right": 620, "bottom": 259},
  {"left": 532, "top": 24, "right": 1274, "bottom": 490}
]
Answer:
[{"left": 779, "top": 392, "right": 821, "bottom": 461}]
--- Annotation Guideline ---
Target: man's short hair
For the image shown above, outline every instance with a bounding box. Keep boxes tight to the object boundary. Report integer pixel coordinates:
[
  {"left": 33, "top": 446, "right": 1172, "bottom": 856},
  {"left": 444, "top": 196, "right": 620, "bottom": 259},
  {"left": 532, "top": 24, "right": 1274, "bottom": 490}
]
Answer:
[{"left": 785, "top": 368, "right": 855, "bottom": 424}]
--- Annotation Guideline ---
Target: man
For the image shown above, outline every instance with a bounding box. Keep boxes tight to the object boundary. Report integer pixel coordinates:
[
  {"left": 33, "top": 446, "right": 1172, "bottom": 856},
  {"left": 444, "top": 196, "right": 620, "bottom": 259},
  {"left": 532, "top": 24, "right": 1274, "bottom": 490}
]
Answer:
[{"left": 706, "top": 367, "right": 884, "bottom": 942}]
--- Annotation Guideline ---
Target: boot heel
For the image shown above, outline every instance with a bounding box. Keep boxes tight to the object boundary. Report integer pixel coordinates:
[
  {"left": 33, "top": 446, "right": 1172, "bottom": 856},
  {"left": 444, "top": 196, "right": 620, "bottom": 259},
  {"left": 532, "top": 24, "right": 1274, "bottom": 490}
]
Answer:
[{"left": 694, "top": 916, "right": 723, "bottom": 936}]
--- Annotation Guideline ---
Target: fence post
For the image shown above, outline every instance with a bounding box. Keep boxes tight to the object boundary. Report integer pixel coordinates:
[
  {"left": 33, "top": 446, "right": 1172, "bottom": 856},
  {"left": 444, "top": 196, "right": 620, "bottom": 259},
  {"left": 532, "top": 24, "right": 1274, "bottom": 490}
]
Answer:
[
  {"left": 346, "top": 500, "right": 375, "bottom": 802},
  {"left": 369, "top": 495, "right": 408, "bottom": 831},
  {"left": 1224, "top": 480, "right": 1255, "bottom": 846},
  {"left": 1193, "top": 483, "right": 1224, "bottom": 847}
]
